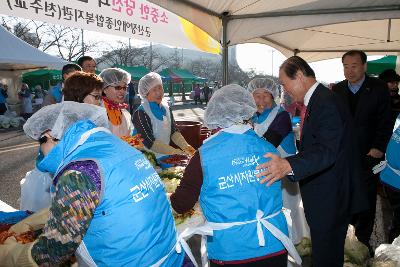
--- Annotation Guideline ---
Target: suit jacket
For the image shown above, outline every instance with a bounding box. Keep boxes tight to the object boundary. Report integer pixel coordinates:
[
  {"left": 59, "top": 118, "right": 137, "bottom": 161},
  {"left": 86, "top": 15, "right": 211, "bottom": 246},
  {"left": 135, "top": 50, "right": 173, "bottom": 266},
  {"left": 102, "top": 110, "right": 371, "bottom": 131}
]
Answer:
[
  {"left": 286, "top": 84, "right": 367, "bottom": 231},
  {"left": 332, "top": 76, "right": 392, "bottom": 172}
]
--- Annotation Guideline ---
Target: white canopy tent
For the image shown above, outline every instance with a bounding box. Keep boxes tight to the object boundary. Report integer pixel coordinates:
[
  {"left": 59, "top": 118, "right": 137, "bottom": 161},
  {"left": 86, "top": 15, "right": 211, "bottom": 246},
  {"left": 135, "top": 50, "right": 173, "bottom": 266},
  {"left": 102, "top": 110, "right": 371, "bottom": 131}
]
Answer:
[
  {"left": 0, "top": 25, "right": 67, "bottom": 72},
  {"left": 0, "top": 25, "right": 68, "bottom": 104},
  {"left": 148, "top": 0, "right": 400, "bottom": 84}
]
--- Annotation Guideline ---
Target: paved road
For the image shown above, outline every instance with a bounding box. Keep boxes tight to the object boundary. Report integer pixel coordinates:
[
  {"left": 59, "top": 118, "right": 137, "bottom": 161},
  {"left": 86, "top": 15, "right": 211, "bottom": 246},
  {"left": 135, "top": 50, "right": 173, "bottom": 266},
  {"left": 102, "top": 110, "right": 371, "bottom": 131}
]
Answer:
[
  {"left": 0, "top": 102, "right": 206, "bottom": 209},
  {"left": 0, "top": 128, "right": 37, "bottom": 209}
]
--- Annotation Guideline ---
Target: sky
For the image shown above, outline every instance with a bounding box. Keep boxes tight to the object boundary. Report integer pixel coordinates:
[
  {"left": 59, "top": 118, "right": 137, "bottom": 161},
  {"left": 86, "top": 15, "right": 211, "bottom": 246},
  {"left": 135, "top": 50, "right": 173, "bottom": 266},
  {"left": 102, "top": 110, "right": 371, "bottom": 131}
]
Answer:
[
  {"left": 84, "top": 30, "right": 383, "bottom": 84},
  {"left": 236, "top": 43, "right": 383, "bottom": 84},
  {"left": 1, "top": 14, "right": 384, "bottom": 84}
]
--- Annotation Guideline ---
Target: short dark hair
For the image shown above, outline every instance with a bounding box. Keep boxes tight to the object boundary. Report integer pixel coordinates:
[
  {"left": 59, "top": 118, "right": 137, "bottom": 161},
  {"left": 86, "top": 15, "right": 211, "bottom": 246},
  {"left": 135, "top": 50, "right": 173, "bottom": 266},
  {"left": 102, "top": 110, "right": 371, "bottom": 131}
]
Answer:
[
  {"left": 379, "top": 69, "right": 400, "bottom": 83},
  {"left": 62, "top": 64, "right": 82, "bottom": 80},
  {"left": 77, "top": 56, "right": 95, "bottom": 67},
  {"left": 280, "top": 56, "right": 315, "bottom": 79},
  {"left": 342, "top": 50, "right": 367, "bottom": 64},
  {"left": 63, "top": 71, "right": 103, "bottom": 103}
]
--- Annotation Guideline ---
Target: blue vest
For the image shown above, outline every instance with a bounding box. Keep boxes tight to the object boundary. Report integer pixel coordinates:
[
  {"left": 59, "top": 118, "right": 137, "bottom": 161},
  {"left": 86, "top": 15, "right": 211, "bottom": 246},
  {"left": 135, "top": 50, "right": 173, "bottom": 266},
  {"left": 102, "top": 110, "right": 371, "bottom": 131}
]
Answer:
[
  {"left": 50, "top": 83, "right": 62, "bottom": 103},
  {"left": 252, "top": 107, "right": 296, "bottom": 156},
  {"left": 380, "top": 116, "right": 400, "bottom": 190},
  {"left": 199, "top": 129, "right": 288, "bottom": 261},
  {"left": 42, "top": 120, "right": 184, "bottom": 267}
]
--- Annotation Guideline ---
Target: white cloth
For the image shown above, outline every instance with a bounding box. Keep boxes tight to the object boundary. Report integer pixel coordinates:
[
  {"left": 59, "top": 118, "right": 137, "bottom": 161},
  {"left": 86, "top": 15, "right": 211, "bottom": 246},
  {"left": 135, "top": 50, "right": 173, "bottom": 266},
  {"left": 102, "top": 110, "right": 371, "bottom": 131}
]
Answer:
[
  {"left": 20, "top": 168, "right": 52, "bottom": 212},
  {"left": 281, "top": 178, "right": 310, "bottom": 245},
  {"left": 203, "top": 124, "right": 252, "bottom": 143},
  {"left": 21, "top": 95, "right": 32, "bottom": 113},
  {"left": 23, "top": 101, "right": 110, "bottom": 140},
  {"left": 187, "top": 209, "right": 302, "bottom": 267},
  {"left": 108, "top": 109, "right": 134, "bottom": 137},
  {"left": 253, "top": 106, "right": 280, "bottom": 137}
]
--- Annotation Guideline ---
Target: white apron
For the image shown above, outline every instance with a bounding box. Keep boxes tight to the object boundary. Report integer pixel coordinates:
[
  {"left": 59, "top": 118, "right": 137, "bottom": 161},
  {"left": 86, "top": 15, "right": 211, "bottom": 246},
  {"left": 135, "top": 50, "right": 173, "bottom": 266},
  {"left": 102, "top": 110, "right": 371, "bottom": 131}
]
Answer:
[{"left": 142, "top": 99, "right": 172, "bottom": 157}]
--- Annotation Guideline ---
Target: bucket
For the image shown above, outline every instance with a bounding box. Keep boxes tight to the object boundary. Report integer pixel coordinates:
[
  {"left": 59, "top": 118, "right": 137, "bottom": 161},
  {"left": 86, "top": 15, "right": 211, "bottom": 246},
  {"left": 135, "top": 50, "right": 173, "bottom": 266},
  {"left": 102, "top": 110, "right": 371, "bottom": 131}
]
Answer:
[
  {"left": 199, "top": 127, "right": 211, "bottom": 145},
  {"left": 175, "top": 121, "right": 202, "bottom": 149}
]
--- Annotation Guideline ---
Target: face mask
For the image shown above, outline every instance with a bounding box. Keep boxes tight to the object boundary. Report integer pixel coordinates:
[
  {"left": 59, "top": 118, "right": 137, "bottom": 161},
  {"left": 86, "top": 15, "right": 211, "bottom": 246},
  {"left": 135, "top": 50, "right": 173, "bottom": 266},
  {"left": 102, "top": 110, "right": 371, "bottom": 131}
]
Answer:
[
  {"left": 35, "top": 148, "right": 46, "bottom": 172},
  {"left": 36, "top": 145, "right": 62, "bottom": 175}
]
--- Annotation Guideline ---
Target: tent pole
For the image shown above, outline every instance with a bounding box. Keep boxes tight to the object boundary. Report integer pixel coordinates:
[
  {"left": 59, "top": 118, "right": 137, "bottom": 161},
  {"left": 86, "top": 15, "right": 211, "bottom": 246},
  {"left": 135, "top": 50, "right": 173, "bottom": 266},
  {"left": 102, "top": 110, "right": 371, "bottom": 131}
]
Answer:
[{"left": 222, "top": 12, "right": 229, "bottom": 86}]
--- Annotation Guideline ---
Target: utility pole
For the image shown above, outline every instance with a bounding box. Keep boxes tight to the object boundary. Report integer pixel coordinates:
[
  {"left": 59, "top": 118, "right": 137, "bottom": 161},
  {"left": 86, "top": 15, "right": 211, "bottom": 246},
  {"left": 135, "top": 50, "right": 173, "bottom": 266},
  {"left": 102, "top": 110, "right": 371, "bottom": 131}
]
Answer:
[
  {"left": 128, "top": 38, "right": 131, "bottom": 49},
  {"left": 271, "top": 49, "right": 274, "bottom": 76},
  {"left": 149, "top": 42, "right": 153, "bottom": 70},
  {"left": 81, "top": 29, "right": 84, "bottom": 57},
  {"left": 181, "top": 48, "right": 184, "bottom": 68}
]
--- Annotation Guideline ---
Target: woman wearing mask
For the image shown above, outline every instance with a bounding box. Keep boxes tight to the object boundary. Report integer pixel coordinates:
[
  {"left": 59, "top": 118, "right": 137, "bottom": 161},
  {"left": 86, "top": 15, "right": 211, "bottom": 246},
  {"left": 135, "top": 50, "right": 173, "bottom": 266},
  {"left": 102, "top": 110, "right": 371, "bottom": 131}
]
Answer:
[{"left": 0, "top": 102, "right": 194, "bottom": 267}]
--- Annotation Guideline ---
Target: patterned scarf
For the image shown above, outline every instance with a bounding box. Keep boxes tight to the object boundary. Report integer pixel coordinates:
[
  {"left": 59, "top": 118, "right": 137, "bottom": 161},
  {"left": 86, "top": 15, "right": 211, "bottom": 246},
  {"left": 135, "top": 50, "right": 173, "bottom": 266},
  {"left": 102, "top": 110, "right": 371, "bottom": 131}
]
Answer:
[{"left": 103, "top": 97, "right": 128, "bottom": 126}]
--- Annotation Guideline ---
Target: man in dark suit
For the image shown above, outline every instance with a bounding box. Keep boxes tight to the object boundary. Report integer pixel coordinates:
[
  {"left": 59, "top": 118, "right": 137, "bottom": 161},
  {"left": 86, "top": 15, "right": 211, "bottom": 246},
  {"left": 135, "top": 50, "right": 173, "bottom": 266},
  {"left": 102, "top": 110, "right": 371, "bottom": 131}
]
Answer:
[
  {"left": 332, "top": 50, "right": 392, "bottom": 253},
  {"left": 256, "top": 56, "right": 367, "bottom": 267}
]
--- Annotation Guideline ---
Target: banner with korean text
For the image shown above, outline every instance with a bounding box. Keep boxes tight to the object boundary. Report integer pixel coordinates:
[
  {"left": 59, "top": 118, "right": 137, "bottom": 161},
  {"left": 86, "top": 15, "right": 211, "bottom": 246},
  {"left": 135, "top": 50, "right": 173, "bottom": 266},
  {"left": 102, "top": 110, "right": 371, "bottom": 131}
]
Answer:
[{"left": 0, "top": 0, "right": 221, "bottom": 54}]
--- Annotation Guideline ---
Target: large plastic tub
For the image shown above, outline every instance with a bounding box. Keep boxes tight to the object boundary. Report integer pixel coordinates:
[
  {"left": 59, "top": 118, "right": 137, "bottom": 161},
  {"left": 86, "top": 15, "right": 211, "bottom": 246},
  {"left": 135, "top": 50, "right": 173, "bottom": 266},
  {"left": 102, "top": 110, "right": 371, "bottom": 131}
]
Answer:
[{"left": 175, "top": 121, "right": 202, "bottom": 149}]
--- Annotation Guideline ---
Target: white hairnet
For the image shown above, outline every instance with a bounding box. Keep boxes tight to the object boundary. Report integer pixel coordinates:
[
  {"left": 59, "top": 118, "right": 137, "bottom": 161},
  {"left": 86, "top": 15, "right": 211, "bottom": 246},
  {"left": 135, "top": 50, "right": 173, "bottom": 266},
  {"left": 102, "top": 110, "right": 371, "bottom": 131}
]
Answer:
[
  {"left": 99, "top": 68, "right": 131, "bottom": 89},
  {"left": 23, "top": 101, "right": 109, "bottom": 140},
  {"left": 138, "top": 72, "right": 163, "bottom": 98},
  {"left": 204, "top": 84, "right": 257, "bottom": 129},
  {"left": 247, "top": 78, "right": 279, "bottom": 99}
]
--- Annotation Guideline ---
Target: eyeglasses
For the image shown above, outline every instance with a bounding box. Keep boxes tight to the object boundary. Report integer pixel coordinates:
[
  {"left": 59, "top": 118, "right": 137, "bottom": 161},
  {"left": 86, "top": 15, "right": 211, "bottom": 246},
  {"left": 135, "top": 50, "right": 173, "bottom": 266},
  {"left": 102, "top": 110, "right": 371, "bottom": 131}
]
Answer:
[
  {"left": 38, "top": 135, "right": 59, "bottom": 145},
  {"left": 89, "top": 93, "right": 102, "bottom": 100},
  {"left": 113, "top": 85, "right": 128, "bottom": 91}
]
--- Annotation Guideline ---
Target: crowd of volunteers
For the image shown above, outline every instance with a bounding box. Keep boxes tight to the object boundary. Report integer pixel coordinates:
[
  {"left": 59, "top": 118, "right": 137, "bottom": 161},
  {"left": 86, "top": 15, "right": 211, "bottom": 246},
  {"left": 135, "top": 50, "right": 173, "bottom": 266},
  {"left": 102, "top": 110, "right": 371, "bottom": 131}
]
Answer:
[{"left": 0, "top": 50, "right": 399, "bottom": 267}]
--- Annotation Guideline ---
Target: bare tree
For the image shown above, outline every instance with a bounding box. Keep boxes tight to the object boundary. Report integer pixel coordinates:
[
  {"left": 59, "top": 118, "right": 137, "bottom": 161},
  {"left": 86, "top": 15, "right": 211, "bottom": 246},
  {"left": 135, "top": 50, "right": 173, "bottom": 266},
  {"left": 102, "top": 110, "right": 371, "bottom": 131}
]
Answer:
[
  {"left": 48, "top": 26, "right": 98, "bottom": 61},
  {"left": 97, "top": 43, "right": 177, "bottom": 72},
  {"left": 97, "top": 42, "right": 147, "bottom": 67},
  {"left": 1, "top": 15, "right": 99, "bottom": 61}
]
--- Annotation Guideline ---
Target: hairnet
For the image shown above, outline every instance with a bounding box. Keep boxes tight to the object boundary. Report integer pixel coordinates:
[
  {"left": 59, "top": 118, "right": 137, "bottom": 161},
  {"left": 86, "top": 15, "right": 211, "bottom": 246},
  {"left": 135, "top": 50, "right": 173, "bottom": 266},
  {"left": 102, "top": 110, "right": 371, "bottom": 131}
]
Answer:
[
  {"left": 23, "top": 101, "right": 109, "bottom": 140},
  {"left": 247, "top": 78, "right": 279, "bottom": 99},
  {"left": 204, "top": 84, "right": 257, "bottom": 129},
  {"left": 138, "top": 72, "right": 163, "bottom": 98},
  {"left": 99, "top": 68, "right": 131, "bottom": 89}
]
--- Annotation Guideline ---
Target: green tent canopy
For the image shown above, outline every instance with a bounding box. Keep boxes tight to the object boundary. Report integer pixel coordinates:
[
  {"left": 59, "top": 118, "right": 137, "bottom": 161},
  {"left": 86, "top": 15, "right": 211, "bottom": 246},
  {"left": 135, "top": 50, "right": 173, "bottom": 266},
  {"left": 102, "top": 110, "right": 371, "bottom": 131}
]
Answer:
[
  {"left": 158, "top": 68, "right": 206, "bottom": 83},
  {"left": 22, "top": 69, "right": 63, "bottom": 90},
  {"left": 113, "top": 65, "right": 150, "bottom": 81},
  {"left": 158, "top": 68, "right": 207, "bottom": 94},
  {"left": 367, "top": 56, "right": 398, "bottom": 76}
]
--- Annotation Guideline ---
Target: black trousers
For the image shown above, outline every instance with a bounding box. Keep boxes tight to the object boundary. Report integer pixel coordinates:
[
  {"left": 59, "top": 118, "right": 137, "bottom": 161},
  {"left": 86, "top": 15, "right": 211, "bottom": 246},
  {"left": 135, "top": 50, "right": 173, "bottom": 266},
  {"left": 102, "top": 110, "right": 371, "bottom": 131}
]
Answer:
[
  {"left": 194, "top": 95, "right": 202, "bottom": 105},
  {"left": 352, "top": 160, "right": 380, "bottom": 253},
  {"left": 210, "top": 252, "right": 287, "bottom": 267},
  {"left": 385, "top": 185, "right": 400, "bottom": 243},
  {"left": 309, "top": 218, "right": 349, "bottom": 267},
  {"left": 0, "top": 103, "right": 6, "bottom": 115}
]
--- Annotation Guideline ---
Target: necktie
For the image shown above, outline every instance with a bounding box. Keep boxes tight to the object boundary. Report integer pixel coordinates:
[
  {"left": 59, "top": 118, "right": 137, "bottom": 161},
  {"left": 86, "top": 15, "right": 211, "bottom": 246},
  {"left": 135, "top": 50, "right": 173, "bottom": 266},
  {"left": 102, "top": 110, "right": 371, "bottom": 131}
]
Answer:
[{"left": 299, "top": 104, "right": 307, "bottom": 140}]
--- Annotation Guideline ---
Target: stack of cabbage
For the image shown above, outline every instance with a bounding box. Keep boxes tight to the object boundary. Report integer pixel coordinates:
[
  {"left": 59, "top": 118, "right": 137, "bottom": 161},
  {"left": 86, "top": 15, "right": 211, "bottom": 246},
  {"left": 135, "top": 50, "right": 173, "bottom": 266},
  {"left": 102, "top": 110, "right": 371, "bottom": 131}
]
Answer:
[
  {"left": 371, "top": 236, "right": 400, "bottom": 267},
  {"left": 0, "top": 115, "right": 24, "bottom": 128},
  {"left": 295, "top": 226, "right": 372, "bottom": 267},
  {"left": 295, "top": 237, "right": 312, "bottom": 257},
  {"left": 342, "top": 225, "right": 370, "bottom": 266}
]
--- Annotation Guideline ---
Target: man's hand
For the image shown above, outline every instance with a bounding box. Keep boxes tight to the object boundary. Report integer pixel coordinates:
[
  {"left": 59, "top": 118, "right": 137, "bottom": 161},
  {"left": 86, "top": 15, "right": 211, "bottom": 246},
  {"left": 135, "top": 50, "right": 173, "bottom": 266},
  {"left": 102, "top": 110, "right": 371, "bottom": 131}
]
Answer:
[
  {"left": 367, "top": 148, "right": 384, "bottom": 159},
  {"left": 256, "top": 153, "right": 292, "bottom": 186}
]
